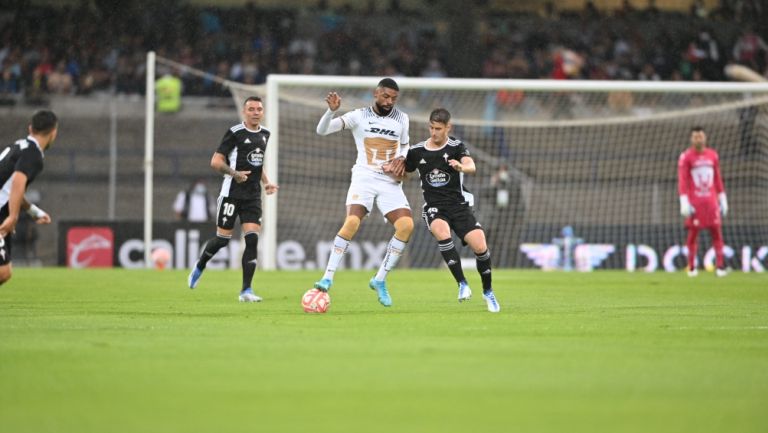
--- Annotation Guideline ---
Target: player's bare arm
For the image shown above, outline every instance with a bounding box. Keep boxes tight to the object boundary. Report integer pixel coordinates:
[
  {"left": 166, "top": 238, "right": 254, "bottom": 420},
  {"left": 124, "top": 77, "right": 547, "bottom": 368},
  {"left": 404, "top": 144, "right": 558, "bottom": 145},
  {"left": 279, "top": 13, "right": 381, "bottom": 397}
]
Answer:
[
  {"left": 261, "top": 170, "right": 279, "bottom": 195},
  {"left": 211, "top": 152, "right": 249, "bottom": 183},
  {"left": 0, "top": 171, "right": 28, "bottom": 237},
  {"left": 448, "top": 156, "right": 476, "bottom": 174}
]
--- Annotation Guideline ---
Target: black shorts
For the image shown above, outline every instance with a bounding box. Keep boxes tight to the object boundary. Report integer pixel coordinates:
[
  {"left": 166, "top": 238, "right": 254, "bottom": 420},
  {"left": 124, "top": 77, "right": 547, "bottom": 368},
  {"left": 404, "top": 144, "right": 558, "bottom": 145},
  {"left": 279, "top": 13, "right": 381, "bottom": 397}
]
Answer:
[
  {"left": 0, "top": 233, "right": 11, "bottom": 266},
  {"left": 216, "top": 196, "right": 262, "bottom": 230},
  {"left": 422, "top": 202, "right": 483, "bottom": 242}
]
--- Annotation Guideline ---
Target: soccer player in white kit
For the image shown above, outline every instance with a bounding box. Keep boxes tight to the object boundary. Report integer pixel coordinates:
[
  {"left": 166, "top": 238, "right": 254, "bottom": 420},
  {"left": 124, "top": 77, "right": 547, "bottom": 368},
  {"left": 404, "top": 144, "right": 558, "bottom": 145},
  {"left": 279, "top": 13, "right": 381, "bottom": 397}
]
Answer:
[{"left": 313, "top": 78, "right": 413, "bottom": 307}]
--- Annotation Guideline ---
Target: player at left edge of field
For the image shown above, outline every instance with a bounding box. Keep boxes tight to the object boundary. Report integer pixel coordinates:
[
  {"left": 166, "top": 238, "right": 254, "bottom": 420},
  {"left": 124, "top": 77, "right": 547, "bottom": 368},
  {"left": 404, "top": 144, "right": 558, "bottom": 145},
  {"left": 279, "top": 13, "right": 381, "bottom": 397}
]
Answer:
[{"left": 0, "top": 110, "right": 56, "bottom": 285}]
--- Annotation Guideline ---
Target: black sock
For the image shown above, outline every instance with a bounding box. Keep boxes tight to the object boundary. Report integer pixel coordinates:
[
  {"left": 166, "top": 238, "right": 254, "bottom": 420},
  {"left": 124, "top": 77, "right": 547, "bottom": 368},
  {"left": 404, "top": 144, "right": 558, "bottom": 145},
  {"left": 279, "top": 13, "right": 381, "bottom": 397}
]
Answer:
[
  {"left": 197, "top": 235, "right": 230, "bottom": 270},
  {"left": 438, "top": 238, "right": 466, "bottom": 284},
  {"left": 242, "top": 232, "right": 259, "bottom": 291},
  {"left": 475, "top": 250, "right": 492, "bottom": 293}
]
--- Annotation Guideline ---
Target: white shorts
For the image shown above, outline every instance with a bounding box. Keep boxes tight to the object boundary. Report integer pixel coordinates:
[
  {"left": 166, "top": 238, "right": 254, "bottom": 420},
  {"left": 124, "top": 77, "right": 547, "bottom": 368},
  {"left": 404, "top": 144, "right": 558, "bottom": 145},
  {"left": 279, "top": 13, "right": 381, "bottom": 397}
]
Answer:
[{"left": 346, "top": 167, "right": 410, "bottom": 215}]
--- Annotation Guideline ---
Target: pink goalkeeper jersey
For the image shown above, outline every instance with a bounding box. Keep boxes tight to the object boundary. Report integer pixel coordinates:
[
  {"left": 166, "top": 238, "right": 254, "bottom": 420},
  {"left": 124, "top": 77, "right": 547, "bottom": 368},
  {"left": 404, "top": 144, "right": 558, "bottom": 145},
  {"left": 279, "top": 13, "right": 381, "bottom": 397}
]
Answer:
[{"left": 677, "top": 147, "right": 725, "bottom": 227}]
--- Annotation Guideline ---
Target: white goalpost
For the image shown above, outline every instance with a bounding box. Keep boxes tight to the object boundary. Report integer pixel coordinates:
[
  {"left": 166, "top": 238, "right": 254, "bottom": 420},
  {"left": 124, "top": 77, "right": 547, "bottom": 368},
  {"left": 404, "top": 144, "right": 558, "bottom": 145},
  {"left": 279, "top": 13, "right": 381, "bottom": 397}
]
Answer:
[
  {"left": 144, "top": 51, "right": 155, "bottom": 268},
  {"left": 147, "top": 52, "right": 768, "bottom": 272}
]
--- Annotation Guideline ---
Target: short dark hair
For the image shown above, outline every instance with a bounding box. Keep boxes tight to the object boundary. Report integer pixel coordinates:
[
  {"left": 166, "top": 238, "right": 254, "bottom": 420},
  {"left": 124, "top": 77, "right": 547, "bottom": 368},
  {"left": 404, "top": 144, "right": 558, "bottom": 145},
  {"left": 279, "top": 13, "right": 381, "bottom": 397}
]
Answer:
[
  {"left": 429, "top": 108, "right": 451, "bottom": 124},
  {"left": 31, "top": 110, "right": 58, "bottom": 134},
  {"left": 377, "top": 78, "right": 399, "bottom": 91},
  {"left": 690, "top": 126, "right": 705, "bottom": 133},
  {"left": 243, "top": 96, "right": 263, "bottom": 106}
]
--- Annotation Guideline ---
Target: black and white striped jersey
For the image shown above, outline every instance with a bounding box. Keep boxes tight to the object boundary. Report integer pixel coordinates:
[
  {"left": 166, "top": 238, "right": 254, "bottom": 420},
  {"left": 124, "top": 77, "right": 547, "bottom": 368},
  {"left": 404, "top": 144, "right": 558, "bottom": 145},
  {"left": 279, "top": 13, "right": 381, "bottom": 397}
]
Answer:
[
  {"left": 215, "top": 122, "right": 270, "bottom": 199},
  {"left": 0, "top": 136, "right": 44, "bottom": 211},
  {"left": 404, "top": 136, "right": 474, "bottom": 207}
]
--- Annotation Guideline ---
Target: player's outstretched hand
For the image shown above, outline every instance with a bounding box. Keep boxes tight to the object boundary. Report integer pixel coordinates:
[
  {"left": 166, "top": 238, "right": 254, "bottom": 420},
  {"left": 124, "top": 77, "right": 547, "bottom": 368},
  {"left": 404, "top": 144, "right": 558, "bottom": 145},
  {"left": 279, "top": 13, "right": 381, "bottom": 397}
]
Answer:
[
  {"left": 264, "top": 183, "right": 279, "bottom": 195},
  {"left": 325, "top": 92, "right": 341, "bottom": 111},
  {"left": 384, "top": 156, "right": 406, "bottom": 178},
  {"left": 234, "top": 170, "right": 251, "bottom": 183}
]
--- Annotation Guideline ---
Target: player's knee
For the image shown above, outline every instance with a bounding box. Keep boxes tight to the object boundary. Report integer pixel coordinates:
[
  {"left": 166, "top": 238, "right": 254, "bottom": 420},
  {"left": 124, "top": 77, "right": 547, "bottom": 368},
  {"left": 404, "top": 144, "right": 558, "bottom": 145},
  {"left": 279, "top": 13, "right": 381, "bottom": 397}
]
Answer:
[
  {"left": 464, "top": 229, "right": 488, "bottom": 254},
  {"left": 0, "top": 267, "right": 12, "bottom": 285},
  {"left": 337, "top": 215, "right": 362, "bottom": 240},
  {"left": 394, "top": 216, "right": 414, "bottom": 241},
  {"left": 471, "top": 242, "right": 488, "bottom": 255}
]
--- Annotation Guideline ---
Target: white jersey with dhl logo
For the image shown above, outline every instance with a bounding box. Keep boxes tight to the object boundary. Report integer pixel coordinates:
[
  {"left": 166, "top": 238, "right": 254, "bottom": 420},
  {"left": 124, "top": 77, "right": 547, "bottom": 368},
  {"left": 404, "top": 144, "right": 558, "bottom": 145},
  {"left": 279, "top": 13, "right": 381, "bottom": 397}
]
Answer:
[{"left": 339, "top": 106, "right": 410, "bottom": 178}]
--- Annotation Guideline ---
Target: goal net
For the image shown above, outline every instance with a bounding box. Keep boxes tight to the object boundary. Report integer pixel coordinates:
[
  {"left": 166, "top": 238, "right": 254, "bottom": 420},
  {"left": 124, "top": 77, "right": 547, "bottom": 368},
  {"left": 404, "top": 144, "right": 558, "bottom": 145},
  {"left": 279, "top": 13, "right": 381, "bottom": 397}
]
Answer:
[{"left": 154, "top": 56, "right": 768, "bottom": 273}]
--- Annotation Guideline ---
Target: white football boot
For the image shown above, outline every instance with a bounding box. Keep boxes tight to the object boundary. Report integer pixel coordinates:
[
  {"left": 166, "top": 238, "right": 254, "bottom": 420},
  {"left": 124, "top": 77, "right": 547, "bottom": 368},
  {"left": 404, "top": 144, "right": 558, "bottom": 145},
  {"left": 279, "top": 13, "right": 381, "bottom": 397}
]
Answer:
[
  {"left": 239, "top": 288, "right": 263, "bottom": 302},
  {"left": 482, "top": 290, "right": 501, "bottom": 313},
  {"left": 458, "top": 281, "right": 472, "bottom": 302}
]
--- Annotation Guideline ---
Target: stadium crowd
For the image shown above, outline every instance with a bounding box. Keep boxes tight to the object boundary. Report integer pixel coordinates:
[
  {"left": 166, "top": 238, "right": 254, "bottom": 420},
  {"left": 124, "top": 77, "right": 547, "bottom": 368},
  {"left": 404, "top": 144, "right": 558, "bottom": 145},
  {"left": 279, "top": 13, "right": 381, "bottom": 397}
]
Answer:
[{"left": 0, "top": 0, "right": 766, "bottom": 99}]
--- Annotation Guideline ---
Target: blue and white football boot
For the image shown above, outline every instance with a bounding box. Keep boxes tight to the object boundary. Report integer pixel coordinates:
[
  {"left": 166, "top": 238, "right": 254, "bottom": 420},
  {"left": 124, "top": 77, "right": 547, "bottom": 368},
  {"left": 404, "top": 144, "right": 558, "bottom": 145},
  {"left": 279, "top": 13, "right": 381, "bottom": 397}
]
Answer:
[
  {"left": 458, "top": 281, "right": 472, "bottom": 302},
  {"left": 482, "top": 290, "right": 501, "bottom": 313},
  {"left": 369, "top": 277, "right": 392, "bottom": 307}
]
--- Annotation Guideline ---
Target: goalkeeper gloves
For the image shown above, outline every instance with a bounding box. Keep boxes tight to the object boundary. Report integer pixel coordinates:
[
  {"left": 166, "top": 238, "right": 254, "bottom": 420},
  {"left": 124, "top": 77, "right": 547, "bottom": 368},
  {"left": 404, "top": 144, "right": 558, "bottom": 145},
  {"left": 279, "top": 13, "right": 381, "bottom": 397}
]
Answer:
[
  {"left": 718, "top": 192, "right": 728, "bottom": 217},
  {"left": 679, "top": 195, "right": 695, "bottom": 217}
]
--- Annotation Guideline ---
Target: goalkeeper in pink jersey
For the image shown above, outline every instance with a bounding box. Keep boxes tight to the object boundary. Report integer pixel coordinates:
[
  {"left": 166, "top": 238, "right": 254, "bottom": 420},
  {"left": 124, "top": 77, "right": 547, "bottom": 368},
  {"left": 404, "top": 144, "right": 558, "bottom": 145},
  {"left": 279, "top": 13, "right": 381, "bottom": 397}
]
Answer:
[{"left": 677, "top": 126, "right": 728, "bottom": 277}]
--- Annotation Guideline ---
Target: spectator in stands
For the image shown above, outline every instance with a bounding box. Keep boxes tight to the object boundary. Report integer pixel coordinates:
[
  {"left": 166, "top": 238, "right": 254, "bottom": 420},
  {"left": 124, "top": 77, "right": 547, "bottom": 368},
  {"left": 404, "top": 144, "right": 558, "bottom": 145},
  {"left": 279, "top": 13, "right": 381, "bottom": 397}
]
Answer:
[
  {"left": 638, "top": 63, "right": 661, "bottom": 81},
  {"left": 1, "top": 0, "right": 766, "bottom": 96},
  {"left": 0, "top": 55, "right": 22, "bottom": 95},
  {"left": 582, "top": 0, "right": 601, "bottom": 20},
  {"left": 46, "top": 60, "right": 74, "bottom": 94},
  {"left": 690, "top": 0, "right": 709, "bottom": 18},
  {"left": 686, "top": 31, "right": 722, "bottom": 81},
  {"left": 421, "top": 57, "right": 446, "bottom": 78},
  {"left": 732, "top": 28, "right": 768, "bottom": 75}
]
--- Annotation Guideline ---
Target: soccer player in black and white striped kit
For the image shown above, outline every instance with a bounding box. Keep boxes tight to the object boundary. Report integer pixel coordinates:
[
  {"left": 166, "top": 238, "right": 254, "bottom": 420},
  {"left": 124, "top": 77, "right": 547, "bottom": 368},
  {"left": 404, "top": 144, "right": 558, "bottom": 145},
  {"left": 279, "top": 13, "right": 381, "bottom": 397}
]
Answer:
[
  {"left": 0, "top": 110, "right": 56, "bottom": 285},
  {"left": 187, "top": 96, "right": 278, "bottom": 302}
]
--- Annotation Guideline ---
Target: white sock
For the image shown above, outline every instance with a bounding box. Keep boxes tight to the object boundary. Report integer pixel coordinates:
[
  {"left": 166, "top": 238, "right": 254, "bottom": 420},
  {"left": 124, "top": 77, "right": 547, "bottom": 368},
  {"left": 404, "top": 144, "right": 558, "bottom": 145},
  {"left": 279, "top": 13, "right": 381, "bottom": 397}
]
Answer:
[
  {"left": 322, "top": 235, "right": 350, "bottom": 281},
  {"left": 374, "top": 236, "right": 407, "bottom": 281}
]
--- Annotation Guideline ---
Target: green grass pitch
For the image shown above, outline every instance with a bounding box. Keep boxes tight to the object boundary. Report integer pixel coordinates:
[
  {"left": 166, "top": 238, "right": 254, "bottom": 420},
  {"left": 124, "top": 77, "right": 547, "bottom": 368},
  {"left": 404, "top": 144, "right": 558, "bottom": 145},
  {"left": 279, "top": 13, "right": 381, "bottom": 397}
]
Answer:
[{"left": 0, "top": 268, "right": 766, "bottom": 433}]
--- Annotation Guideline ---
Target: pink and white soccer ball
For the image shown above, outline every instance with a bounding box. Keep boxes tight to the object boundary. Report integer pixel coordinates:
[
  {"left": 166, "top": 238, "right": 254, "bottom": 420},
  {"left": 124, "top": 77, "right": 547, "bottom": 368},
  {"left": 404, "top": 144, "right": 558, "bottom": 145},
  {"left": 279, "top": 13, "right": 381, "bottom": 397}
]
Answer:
[
  {"left": 302, "top": 288, "right": 330, "bottom": 313},
  {"left": 150, "top": 248, "right": 171, "bottom": 270}
]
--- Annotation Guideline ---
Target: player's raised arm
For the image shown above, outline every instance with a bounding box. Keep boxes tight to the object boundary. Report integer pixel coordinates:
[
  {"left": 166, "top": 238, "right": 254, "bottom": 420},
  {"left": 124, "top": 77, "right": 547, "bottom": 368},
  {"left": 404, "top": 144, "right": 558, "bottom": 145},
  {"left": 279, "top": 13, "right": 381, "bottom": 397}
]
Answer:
[
  {"left": 0, "top": 172, "right": 28, "bottom": 237},
  {"left": 316, "top": 92, "right": 345, "bottom": 136}
]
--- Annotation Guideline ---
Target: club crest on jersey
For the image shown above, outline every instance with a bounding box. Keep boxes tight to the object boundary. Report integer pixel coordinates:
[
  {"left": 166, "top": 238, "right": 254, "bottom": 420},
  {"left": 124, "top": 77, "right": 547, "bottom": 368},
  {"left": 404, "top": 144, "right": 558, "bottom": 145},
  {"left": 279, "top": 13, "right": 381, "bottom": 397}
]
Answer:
[
  {"left": 247, "top": 148, "right": 264, "bottom": 167},
  {"left": 427, "top": 168, "right": 450, "bottom": 187}
]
